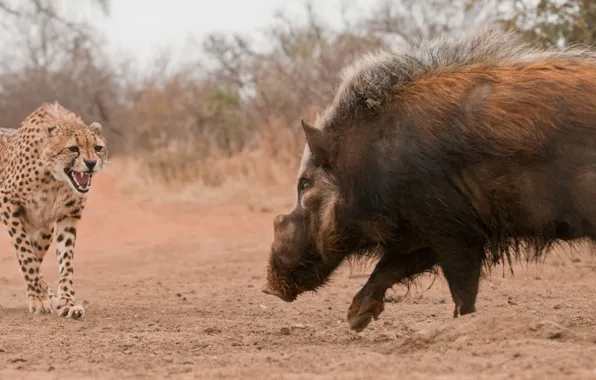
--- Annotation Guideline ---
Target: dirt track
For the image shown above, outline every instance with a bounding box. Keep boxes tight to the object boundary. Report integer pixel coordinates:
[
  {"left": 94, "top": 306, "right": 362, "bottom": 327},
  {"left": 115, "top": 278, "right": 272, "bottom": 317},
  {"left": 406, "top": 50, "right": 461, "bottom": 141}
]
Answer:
[{"left": 3, "top": 169, "right": 596, "bottom": 379}]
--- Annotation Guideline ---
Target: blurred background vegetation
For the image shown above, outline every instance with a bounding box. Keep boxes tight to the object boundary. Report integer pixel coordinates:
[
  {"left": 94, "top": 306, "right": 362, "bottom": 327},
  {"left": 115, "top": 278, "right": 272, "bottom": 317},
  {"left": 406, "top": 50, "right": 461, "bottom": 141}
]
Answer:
[{"left": 0, "top": 0, "right": 591, "bottom": 202}]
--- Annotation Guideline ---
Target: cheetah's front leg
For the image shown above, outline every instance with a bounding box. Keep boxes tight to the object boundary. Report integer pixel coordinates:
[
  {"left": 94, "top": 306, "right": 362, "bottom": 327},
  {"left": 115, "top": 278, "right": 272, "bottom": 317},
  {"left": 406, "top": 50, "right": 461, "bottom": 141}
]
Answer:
[
  {"left": 1, "top": 205, "right": 56, "bottom": 314},
  {"left": 29, "top": 226, "right": 59, "bottom": 311},
  {"left": 55, "top": 216, "right": 85, "bottom": 319}
]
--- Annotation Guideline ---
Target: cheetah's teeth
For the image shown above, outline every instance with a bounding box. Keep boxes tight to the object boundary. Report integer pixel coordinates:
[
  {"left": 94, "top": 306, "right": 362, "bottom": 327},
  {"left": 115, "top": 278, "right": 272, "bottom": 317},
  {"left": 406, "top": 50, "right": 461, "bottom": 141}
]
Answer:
[
  {"left": 66, "top": 169, "right": 93, "bottom": 193},
  {"left": 72, "top": 171, "right": 91, "bottom": 187}
]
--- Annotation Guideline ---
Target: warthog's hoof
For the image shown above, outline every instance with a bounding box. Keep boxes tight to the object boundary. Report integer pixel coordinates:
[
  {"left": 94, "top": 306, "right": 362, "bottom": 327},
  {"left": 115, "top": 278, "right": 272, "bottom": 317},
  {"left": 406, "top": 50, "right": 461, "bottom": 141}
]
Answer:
[{"left": 347, "top": 296, "right": 384, "bottom": 332}]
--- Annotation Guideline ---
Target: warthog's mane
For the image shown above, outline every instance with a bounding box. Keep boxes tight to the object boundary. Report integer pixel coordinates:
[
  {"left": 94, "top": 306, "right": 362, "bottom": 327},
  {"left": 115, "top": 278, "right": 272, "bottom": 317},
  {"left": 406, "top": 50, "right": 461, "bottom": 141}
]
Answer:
[{"left": 315, "top": 27, "right": 596, "bottom": 131}]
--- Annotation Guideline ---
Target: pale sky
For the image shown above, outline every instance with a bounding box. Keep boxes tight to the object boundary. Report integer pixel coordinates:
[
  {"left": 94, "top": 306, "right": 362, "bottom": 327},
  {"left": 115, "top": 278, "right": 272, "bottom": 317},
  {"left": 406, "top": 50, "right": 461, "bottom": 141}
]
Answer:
[{"left": 87, "top": 0, "right": 372, "bottom": 71}]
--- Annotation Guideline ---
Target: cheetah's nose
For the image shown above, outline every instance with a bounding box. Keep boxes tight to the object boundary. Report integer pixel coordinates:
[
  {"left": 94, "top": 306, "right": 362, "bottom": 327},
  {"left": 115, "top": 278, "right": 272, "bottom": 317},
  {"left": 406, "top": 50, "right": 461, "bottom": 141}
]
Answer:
[{"left": 84, "top": 160, "right": 97, "bottom": 171}]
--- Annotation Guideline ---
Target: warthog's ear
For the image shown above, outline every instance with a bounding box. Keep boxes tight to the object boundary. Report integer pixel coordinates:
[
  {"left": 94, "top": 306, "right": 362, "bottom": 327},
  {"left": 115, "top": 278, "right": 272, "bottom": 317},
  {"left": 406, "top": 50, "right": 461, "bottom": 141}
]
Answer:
[
  {"left": 302, "top": 120, "right": 329, "bottom": 167},
  {"left": 89, "top": 122, "right": 103, "bottom": 134}
]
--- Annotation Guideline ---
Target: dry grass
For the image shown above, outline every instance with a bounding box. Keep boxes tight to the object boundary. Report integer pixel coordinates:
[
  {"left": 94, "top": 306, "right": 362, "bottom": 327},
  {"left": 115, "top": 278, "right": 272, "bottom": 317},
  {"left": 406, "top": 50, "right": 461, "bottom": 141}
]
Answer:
[
  {"left": 110, "top": 156, "right": 294, "bottom": 209},
  {"left": 110, "top": 118, "right": 303, "bottom": 209}
]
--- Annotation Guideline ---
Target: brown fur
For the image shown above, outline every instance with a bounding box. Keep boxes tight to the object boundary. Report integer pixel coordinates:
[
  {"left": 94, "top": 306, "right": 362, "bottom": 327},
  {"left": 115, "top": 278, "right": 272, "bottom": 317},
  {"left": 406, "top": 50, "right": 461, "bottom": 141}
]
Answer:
[
  {"left": 262, "top": 28, "right": 596, "bottom": 333},
  {"left": 398, "top": 60, "right": 596, "bottom": 148},
  {"left": 0, "top": 102, "right": 108, "bottom": 318}
]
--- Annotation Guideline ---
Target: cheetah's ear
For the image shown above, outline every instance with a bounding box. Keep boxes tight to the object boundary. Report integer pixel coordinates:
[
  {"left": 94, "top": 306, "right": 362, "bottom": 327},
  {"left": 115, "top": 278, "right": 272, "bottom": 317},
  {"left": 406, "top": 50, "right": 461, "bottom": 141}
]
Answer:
[
  {"left": 89, "top": 122, "right": 102, "bottom": 134},
  {"left": 47, "top": 125, "right": 59, "bottom": 135}
]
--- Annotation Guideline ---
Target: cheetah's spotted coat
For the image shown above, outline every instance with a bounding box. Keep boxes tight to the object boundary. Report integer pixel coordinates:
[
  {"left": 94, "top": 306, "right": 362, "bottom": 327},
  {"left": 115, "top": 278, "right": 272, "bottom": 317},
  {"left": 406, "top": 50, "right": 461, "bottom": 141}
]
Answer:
[{"left": 0, "top": 102, "right": 108, "bottom": 319}]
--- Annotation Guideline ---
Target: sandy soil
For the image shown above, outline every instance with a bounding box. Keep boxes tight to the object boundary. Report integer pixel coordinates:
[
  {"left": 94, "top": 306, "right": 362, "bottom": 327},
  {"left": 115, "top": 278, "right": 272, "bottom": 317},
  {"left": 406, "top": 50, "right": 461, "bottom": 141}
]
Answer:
[{"left": 3, "top": 170, "right": 596, "bottom": 380}]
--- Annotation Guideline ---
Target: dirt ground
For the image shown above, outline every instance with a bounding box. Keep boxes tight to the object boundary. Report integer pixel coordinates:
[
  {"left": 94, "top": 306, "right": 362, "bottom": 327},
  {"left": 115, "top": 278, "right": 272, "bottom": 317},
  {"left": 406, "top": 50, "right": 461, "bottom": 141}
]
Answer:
[{"left": 3, "top": 169, "right": 596, "bottom": 380}]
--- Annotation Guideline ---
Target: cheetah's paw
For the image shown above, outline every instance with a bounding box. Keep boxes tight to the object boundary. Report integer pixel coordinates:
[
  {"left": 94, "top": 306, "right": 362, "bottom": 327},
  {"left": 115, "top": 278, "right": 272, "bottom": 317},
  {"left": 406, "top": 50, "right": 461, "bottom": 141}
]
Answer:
[
  {"left": 59, "top": 303, "right": 85, "bottom": 319},
  {"left": 28, "top": 291, "right": 58, "bottom": 314}
]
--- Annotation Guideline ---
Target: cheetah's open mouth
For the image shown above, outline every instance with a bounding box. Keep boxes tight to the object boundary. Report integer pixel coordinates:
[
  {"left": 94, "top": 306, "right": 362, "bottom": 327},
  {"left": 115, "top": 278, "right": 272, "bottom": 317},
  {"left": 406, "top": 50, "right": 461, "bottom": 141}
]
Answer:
[{"left": 64, "top": 168, "right": 93, "bottom": 193}]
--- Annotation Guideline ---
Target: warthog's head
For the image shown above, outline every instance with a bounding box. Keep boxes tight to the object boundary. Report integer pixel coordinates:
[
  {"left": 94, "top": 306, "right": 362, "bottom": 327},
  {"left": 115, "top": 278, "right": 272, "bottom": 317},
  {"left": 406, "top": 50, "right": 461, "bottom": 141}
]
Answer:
[{"left": 261, "top": 121, "right": 362, "bottom": 302}]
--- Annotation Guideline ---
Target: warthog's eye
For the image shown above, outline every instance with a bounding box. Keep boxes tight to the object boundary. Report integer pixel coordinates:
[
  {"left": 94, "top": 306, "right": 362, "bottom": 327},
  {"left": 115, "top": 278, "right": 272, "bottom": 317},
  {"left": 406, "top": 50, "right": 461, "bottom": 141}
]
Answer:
[
  {"left": 298, "top": 177, "right": 310, "bottom": 194},
  {"left": 67, "top": 146, "right": 79, "bottom": 153}
]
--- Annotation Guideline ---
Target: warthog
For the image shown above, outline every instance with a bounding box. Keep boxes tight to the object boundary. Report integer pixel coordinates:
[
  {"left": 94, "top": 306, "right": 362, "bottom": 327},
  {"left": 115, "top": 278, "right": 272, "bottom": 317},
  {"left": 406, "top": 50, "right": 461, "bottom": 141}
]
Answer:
[{"left": 261, "top": 28, "right": 596, "bottom": 332}]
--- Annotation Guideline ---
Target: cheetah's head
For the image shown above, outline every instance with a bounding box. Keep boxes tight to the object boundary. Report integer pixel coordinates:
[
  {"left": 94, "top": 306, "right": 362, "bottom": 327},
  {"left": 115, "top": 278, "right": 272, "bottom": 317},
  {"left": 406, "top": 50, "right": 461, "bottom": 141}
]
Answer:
[{"left": 43, "top": 121, "right": 108, "bottom": 194}]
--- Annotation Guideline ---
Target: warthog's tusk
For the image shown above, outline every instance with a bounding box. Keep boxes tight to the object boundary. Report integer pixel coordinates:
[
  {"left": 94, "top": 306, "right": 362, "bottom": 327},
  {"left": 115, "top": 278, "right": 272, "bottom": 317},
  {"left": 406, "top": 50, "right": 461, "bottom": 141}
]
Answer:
[{"left": 261, "top": 283, "right": 286, "bottom": 300}]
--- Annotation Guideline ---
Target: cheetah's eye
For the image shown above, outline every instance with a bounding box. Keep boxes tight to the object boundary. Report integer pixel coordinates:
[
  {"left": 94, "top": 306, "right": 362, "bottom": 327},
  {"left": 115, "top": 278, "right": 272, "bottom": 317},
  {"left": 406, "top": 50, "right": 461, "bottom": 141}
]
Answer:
[
  {"left": 94, "top": 145, "right": 104, "bottom": 152},
  {"left": 67, "top": 146, "right": 79, "bottom": 153}
]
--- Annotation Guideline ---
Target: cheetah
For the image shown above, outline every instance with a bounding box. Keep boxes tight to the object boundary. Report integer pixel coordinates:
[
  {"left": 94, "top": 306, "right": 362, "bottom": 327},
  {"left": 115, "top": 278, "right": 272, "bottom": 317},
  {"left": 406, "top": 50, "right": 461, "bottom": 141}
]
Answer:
[{"left": 0, "top": 102, "right": 108, "bottom": 319}]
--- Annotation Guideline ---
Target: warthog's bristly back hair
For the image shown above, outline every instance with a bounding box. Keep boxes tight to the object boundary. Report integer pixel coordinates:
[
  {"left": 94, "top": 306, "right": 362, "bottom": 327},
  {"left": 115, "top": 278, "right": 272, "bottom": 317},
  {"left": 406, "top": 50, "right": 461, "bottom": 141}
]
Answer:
[{"left": 316, "top": 27, "right": 596, "bottom": 130}]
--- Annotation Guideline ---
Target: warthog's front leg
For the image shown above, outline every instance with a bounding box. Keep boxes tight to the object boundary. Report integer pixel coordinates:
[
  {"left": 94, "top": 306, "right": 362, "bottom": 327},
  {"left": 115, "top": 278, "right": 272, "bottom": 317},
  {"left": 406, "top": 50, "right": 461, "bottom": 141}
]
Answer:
[{"left": 348, "top": 247, "right": 438, "bottom": 332}]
